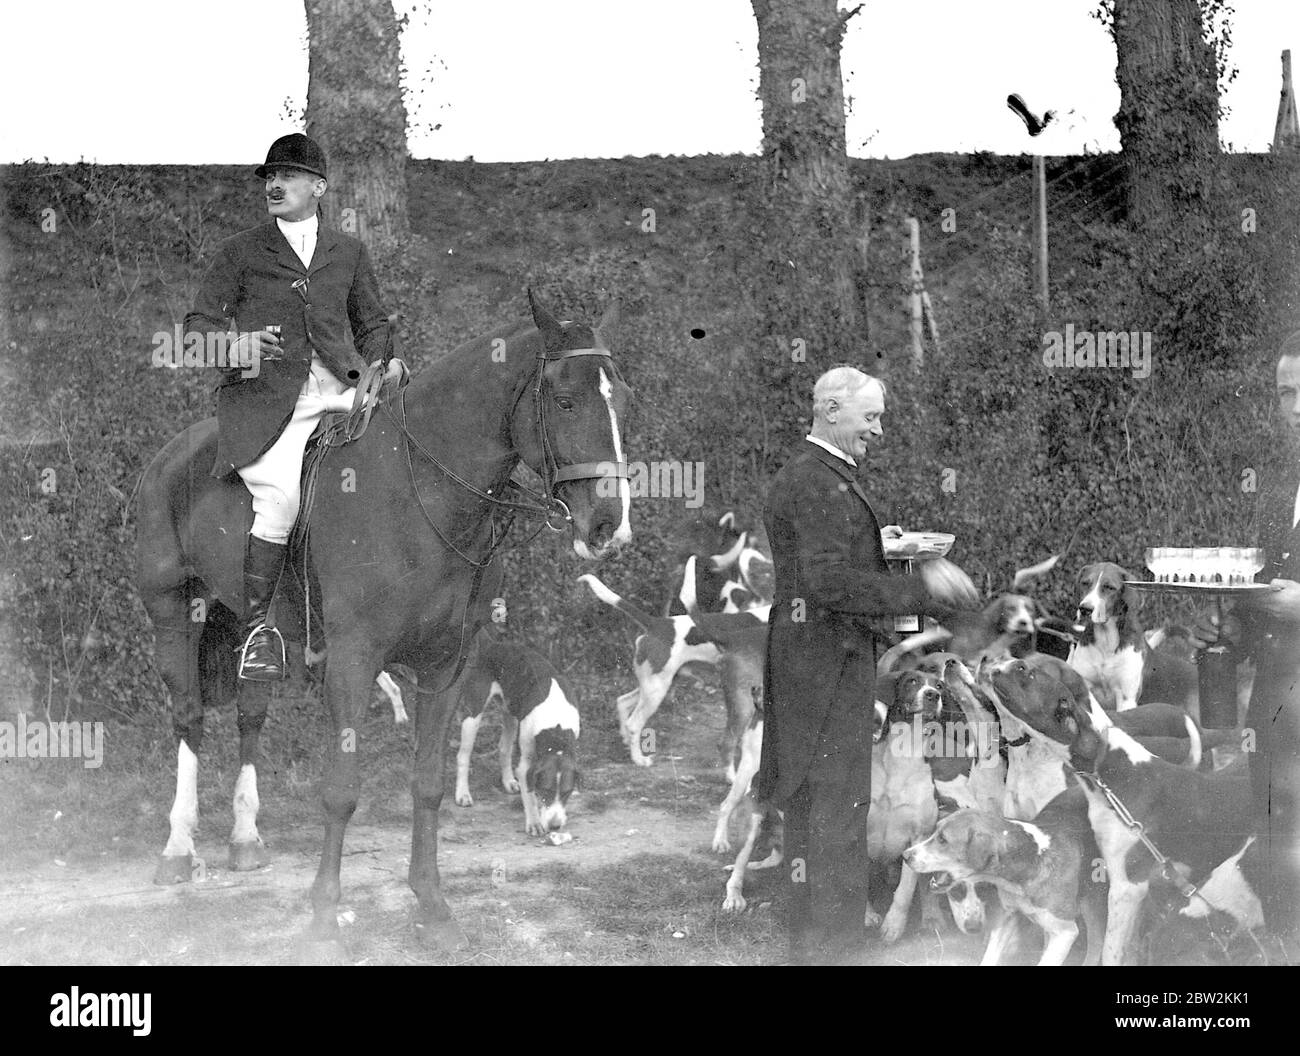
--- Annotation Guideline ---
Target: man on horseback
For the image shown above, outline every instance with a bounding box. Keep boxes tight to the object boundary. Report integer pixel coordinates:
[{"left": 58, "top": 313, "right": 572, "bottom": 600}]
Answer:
[{"left": 185, "top": 133, "right": 404, "bottom": 682}]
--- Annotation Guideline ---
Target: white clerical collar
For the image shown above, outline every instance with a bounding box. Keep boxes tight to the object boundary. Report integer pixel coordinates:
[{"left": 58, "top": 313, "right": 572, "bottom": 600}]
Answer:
[
  {"left": 276, "top": 213, "right": 318, "bottom": 237},
  {"left": 806, "top": 434, "right": 856, "bottom": 468}
]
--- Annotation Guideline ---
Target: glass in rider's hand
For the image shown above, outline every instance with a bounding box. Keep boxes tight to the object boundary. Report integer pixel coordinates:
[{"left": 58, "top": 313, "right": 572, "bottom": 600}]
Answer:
[{"left": 259, "top": 325, "right": 283, "bottom": 361}]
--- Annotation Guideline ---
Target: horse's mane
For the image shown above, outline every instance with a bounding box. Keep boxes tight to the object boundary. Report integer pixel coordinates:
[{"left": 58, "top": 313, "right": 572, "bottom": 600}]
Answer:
[{"left": 432, "top": 317, "right": 600, "bottom": 367}]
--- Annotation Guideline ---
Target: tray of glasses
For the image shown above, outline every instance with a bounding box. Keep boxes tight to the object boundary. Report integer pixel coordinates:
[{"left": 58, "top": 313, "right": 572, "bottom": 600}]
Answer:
[
  {"left": 1126, "top": 580, "right": 1278, "bottom": 596},
  {"left": 1138, "top": 546, "right": 1269, "bottom": 593}
]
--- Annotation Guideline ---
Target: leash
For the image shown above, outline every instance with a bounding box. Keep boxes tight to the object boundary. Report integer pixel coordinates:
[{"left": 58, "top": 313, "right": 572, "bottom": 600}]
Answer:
[
  {"left": 1071, "top": 759, "right": 1242, "bottom": 944},
  {"left": 1074, "top": 767, "right": 1194, "bottom": 892}
]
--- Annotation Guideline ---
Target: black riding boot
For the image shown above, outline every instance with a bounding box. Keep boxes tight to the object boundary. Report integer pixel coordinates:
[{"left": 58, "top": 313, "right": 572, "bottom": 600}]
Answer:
[{"left": 239, "top": 536, "right": 287, "bottom": 682}]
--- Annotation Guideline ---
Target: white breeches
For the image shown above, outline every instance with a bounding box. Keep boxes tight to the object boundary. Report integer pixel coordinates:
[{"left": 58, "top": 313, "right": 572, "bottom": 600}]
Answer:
[{"left": 238, "top": 359, "right": 356, "bottom": 543}]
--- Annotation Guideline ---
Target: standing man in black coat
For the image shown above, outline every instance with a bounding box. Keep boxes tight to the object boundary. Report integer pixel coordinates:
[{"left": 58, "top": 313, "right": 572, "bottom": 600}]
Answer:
[
  {"left": 1193, "top": 335, "right": 1300, "bottom": 939},
  {"left": 758, "top": 366, "right": 979, "bottom": 964},
  {"left": 185, "top": 133, "right": 404, "bottom": 682}
]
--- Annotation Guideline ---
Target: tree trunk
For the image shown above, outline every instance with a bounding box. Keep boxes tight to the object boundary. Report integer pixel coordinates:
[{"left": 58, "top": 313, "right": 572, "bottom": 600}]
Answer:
[
  {"left": 304, "top": 0, "right": 409, "bottom": 253},
  {"left": 749, "top": 0, "right": 865, "bottom": 453},
  {"left": 1111, "top": 0, "right": 1220, "bottom": 229}
]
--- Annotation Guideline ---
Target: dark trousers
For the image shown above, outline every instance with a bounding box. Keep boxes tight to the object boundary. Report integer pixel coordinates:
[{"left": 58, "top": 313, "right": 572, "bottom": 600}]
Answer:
[
  {"left": 1246, "top": 691, "right": 1300, "bottom": 936},
  {"left": 783, "top": 689, "right": 874, "bottom": 961}
]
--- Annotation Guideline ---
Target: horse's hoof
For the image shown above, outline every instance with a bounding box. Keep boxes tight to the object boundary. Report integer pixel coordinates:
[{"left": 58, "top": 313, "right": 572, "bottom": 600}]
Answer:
[
  {"left": 295, "top": 936, "right": 349, "bottom": 966},
  {"left": 152, "top": 854, "right": 194, "bottom": 885},
  {"left": 228, "top": 840, "right": 267, "bottom": 871},
  {"left": 413, "top": 917, "right": 469, "bottom": 953}
]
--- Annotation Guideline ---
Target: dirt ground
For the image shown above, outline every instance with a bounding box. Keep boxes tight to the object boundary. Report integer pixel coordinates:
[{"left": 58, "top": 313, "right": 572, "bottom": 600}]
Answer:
[
  {"left": 0, "top": 668, "right": 1280, "bottom": 966},
  {"left": 0, "top": 668, "right": 993, "bottom": 967}
]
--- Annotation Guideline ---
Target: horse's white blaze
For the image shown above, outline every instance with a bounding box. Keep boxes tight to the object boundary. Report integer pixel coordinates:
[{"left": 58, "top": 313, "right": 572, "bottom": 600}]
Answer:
[
  {"left": 162, "top": 740, "right": 199, "bottom": 858},
  {"left": 230, "top": 763, "right": 261, "bottom": 845},
  {"left": 598, "top": 367, "right": 631, "bottom": 545}
]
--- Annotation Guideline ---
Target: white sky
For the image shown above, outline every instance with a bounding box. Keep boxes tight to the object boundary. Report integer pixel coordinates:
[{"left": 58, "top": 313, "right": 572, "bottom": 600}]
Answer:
[{"left": 2, "top": 0, "right": 1297, "bottom": 163}]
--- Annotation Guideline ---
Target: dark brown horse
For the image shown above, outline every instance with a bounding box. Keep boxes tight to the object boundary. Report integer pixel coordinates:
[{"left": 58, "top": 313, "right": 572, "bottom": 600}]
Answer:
[{"left": 137, "top": 292, "right": 631, "bottom": 954}]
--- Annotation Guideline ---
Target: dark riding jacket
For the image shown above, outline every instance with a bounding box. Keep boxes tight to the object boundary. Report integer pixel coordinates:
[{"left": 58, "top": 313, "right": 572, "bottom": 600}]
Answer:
[
  {"left": 757, "top": 441, "right": 934, "bottom": 808},
  {"left": 184, "top": 220, "right": 390, "bottom": 477}
]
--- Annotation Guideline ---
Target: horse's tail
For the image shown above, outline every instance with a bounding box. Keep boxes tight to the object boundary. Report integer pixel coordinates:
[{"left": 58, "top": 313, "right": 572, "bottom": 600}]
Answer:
[
  {"left": 578, "top": 573, "right": 669, "bottom": 639},
  {"left": 198, "top": 607, "right": 240, "bottom": 711}
]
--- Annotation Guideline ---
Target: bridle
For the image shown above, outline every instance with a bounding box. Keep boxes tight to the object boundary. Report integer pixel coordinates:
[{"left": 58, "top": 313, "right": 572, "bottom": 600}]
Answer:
[
  {"left": 381, "top": 337, "right": 629, "bottom": 569},
  {"left": 524, "top": 343, "right": 629, "bottom": 533}
]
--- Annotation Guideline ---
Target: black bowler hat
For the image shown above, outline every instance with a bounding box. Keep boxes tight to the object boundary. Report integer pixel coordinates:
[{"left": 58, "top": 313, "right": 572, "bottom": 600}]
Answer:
[{"left": 255, "top": 134, "right": 328, "bottom": 180}]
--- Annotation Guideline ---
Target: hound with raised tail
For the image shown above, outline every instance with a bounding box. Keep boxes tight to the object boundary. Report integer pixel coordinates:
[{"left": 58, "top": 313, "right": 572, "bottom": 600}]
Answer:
[
  {"left": 934, "top": 555, "right": 1075, "bottom": 665},
  {"left": 661, "top": 512, "right": 747, "bottom": 616},
  {"left": 578, "top": 564, "right": 765, "bottom": 771}
]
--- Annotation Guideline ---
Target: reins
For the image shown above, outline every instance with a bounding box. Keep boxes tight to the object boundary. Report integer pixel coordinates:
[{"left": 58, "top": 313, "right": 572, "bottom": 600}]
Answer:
[
  {"left": 375, "top": 338, "right": 627, "bottom": 696},
  {"left": 295, "top": 330, "right": 628, "bottom": 697},
  {"left": 380, "top": 341, "right": 628, "bottom": 570}
]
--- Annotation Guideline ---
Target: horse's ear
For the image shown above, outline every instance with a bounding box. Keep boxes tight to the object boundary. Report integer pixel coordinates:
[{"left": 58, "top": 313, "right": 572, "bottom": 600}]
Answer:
[
  {"left": 527, "top": 288, "right": 564, "bottom": 351},
  {"left": 594, "top": 299, "right": 621, "bottom": 349}
]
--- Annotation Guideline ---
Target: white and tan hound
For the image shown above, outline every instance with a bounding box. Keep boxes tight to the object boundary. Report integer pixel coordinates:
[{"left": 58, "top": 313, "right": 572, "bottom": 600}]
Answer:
[{"left": 1069, "top": 562, "right": 1147, "bottom": 711}]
